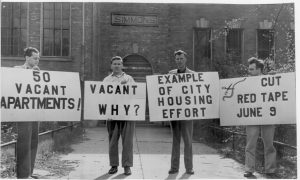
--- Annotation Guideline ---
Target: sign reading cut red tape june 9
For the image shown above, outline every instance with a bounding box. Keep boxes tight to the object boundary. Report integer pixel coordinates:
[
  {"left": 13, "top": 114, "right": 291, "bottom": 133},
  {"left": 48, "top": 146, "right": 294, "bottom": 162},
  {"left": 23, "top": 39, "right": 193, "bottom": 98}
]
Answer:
[
  {"left": 84, "top": 81, "right": 146, "bottom": 121},
  {"left": 220, "top": 72, "right": 296, "bottom": 126},
  {"left": 146, "top": 72, "right": 220, "bottom": 121},
  {"left": 1, "top": 67, "right": 82, "bottom": 122}
]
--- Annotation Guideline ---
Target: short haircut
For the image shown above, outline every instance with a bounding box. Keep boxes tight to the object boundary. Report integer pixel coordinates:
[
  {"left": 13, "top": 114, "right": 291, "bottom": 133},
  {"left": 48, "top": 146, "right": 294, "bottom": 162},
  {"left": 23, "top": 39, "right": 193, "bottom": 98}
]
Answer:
[
  {"left": 110, "top": 56, "right": 123, "bottom": 64},
  {"left": 174, "top": 50, "right": 187, "bottom": 57},
  {"left": 248, "top": 57, "right": 264, "bottom": 71},
  {"left": 24, "top": 47, "right": 39, "bottom": 57}
]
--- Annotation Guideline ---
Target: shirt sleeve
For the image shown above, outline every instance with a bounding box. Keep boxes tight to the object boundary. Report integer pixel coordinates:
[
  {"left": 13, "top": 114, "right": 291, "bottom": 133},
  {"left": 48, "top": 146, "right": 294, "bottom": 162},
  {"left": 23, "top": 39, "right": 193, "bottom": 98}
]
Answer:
[
  {"left": 188, "top": 69, "right": 195, "bottom": 73},
  {"left": 103, "top": 76, "right": 110, "bottom": 82},
  {"left": 126, "top": 74, "right": 135, "bottom": 83},
  {"left": 168, "top": 69, "right": 177, "bottom": 74}
]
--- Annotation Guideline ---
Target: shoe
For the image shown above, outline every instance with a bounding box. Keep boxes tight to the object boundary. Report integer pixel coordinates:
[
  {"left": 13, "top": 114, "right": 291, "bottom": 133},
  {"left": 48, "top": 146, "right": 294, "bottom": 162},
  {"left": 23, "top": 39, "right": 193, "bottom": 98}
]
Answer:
[
  {"left": 168, "top": 168, "right": 179, "bottom": 174},
  {"left": 244, "top": 171, "right": 254, "bottom": 177},
  {"left": 108, "top": 166, "right": 118, "bottom": 174},
  {"left": 265, "top": 173, "right": 279, "bottom": 179},
  {"left": 186, "top": 169, "right": 194, "bottom": 174},
  {"left": 31, "top": 175, "right": 39, "bottom": 179},
  {"left": 124, "top": 167, "right": 131, "bottom": 175}
]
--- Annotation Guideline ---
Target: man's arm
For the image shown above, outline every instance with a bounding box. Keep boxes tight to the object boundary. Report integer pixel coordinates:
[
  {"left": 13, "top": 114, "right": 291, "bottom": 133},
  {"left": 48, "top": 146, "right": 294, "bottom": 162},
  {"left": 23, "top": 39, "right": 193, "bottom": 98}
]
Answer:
[{"left": 168, "top": 69, "right": 177, "bottom": 74}]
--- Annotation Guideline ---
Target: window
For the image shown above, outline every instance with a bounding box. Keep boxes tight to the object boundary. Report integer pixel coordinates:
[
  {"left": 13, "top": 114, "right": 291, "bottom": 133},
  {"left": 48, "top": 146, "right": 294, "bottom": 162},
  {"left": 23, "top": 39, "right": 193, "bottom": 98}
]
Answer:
[
  {"left": 225, "top": 28, "right": 243, "bottom": 63},
  {"left": 1, "top": 2, "right": 27, "bottom": 56},
  {"left": 43, "top": 2, "right": 70, "bottom": 56},
  {"left": 193, "top": 28, "right": 212, "bottom": 71},
  {"left": 257, "top": 29, "right": 275, "bottom": 60}
]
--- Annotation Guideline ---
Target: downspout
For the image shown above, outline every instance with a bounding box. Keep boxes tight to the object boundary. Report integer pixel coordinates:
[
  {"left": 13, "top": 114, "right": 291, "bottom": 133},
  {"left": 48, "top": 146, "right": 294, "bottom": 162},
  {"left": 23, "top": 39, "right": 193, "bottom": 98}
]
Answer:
[
  {"left": 80, "top": 2, "right": 85, "bottom": 124},
  {"left": 81, "top": 2, "right": 85, "bottom": 81}
]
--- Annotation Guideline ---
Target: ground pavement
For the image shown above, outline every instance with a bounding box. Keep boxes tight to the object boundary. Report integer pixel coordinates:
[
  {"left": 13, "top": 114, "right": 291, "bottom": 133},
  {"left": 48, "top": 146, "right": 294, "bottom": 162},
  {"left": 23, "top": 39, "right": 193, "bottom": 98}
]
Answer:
[{"left": 35, "top": 123, "right": 265, "bottom": 179}]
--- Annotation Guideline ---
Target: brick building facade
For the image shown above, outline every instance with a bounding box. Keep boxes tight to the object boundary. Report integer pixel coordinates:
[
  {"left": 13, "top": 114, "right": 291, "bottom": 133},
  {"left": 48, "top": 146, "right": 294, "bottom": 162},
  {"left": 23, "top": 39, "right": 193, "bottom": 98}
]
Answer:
[{"left": 1, "top": 2, "right": 294, "bottom": 81}]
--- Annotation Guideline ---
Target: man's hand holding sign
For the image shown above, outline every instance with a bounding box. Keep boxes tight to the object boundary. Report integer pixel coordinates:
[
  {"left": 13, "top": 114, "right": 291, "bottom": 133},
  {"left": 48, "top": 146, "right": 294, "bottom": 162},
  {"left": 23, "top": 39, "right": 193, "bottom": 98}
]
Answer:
[
  {"left": 158, "top": 49, "right": 220, "bottom": 175},
  {"left": 221, "top": 57, "right": 296, "bottom": 178},
  {"left": 1, "top": 47, "right": 81, "bottom": 179},
  {"left": 91, "top": 55, "right": 141, "bottom": 176}
]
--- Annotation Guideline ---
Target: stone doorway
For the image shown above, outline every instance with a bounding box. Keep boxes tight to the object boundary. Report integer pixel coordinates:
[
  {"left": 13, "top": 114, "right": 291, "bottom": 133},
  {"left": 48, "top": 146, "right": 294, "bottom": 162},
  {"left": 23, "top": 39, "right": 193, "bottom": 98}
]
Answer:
[
  {"left": 123, "top": 54, "right": 153, "bottom": 123},
  {"left": 123, "top": 54, "right": 153, "bottom": 82}
]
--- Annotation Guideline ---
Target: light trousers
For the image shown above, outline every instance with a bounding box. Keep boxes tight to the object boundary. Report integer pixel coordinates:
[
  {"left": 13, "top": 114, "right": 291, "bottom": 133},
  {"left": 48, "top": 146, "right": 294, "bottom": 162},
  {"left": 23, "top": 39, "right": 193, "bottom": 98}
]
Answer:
[{"left": 245, "top": 125, "right": 277, "bottom": 173}]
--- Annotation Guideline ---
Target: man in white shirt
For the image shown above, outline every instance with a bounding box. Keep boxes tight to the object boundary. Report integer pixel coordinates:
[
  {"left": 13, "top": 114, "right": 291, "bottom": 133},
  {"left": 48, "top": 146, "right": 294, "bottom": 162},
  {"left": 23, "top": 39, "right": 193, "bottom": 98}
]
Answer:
[{"left": 103, "top": 56, "right": 135, "bottom": 176}]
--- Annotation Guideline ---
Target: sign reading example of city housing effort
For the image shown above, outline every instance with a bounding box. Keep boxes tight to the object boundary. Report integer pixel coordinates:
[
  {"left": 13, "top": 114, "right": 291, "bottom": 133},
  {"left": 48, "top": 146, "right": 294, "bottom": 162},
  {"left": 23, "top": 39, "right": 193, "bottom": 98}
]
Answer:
[
  {"left": 84, "top": 81, "right": 146, "bottom": 121},
  {"left": 1, "top": 67, "right": 82, "bottom": 122},
  {"left": 146, "top": 72, "right": 220, "bottom": 121},
  {"left": 220, "top": 72, "right": 296, "bottom": 126}
]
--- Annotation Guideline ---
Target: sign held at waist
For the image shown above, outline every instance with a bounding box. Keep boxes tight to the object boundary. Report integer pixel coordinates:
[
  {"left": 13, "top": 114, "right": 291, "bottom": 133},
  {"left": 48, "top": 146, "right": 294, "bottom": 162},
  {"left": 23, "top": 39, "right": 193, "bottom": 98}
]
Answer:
[
  {"left": 1, "top": 67, "right": 81, "bottom": 122},
  {"left": 146, "top": 72, "right": 220, "bottom": 121},
  {"left": 84, "top": 81, "right": 146, "bottom": 121}
]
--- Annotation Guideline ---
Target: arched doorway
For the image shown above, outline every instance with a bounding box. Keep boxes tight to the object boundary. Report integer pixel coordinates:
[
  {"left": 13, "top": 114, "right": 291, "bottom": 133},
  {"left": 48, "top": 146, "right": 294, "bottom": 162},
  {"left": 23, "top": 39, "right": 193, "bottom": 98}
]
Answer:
[
  {"left": 122, "top": 54, "right": 153, "bottom": 82},
  {"left": 123, "top": 54, "right": 153, "bottom": 123}
]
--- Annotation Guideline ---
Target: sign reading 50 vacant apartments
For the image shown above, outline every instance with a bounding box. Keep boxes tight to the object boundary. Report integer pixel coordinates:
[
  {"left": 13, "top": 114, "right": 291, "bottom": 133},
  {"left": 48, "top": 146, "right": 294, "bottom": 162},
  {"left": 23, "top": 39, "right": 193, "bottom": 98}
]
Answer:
[
  {"left": 146, "top": 72, "right": 220, "bottom": 121},
  {"left": 220, "top": 72, "right": 296, "bottom": 126},
  {"left": 1, "top": 67, "right": 81, "bottom": 122}
]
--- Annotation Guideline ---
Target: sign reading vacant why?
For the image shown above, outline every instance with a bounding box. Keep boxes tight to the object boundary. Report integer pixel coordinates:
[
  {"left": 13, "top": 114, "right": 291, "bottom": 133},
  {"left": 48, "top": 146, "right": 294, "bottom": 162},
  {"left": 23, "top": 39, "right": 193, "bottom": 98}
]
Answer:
[
  {"left": 84, "top": 81, "right": 146, "bottom": 121},
  {"left": 220, "top": 72, "right": 296, "bottom": 126},
  {"left": 1, "top": 67, "right": 81, "bottom": 122},
  {"left": 146, "top": 72, "right": 220, "bottom": 121}
]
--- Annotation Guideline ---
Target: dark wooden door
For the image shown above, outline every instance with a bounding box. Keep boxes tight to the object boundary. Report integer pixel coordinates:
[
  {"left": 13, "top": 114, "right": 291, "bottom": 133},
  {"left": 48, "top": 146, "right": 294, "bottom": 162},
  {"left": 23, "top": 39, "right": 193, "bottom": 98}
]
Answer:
[{"left": 123, "top": 54, "right": 153, "bottom": 123}]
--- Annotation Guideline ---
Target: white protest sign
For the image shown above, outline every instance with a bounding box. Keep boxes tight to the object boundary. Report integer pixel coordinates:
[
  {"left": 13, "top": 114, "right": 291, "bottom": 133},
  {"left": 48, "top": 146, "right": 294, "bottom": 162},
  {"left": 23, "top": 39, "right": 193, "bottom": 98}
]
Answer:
[
  {"left": 220, "top": 72, "right": 296, "bottom": 126},
  {"left": 1, "top": 67, "right": 81, "bottom": 122},
  {"left": 146, "top": 72, "right": 220, "bottom": 121},
  {"left": 84, "top": 81, "right": 146, "bottom": 121}
]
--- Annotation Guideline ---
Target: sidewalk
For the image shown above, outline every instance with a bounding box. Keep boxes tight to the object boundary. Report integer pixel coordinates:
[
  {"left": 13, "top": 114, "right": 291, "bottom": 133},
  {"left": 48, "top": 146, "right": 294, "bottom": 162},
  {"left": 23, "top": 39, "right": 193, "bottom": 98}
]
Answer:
[{"left": 51, "top": 124, "right": 264, "bottom": 179}]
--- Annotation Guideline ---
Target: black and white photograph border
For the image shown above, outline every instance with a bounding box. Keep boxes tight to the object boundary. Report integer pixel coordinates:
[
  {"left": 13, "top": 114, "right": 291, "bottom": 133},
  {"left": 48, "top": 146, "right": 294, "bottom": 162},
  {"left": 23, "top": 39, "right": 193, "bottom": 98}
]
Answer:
[{"left": 0, "top": 0, "right": 298, "bottom": 179}]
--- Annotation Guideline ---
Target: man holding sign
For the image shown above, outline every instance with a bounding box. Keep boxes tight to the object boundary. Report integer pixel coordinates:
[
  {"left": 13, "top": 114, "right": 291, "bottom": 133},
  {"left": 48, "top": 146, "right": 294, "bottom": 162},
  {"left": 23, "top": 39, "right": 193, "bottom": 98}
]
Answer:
[
  {"left": 243, "top": 57, "right": 277, "bottom": 178},
  {"left": 104, "top": 56, "right": 135, "bottom": 176},
  {"left": 168, "top": 50, "right": 194, "bottom": 175},
  {"left": 14, "top": 47, "right": 40, "bottom": 179}
]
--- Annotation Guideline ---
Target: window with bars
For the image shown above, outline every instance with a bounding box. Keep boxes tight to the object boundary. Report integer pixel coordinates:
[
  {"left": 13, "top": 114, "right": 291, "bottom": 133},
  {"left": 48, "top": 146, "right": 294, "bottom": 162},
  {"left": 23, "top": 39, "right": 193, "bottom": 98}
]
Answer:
[
  {"left": 225, "top": 28, "right": 243, "bottom": 63},
  {"left": 1, "top": 2, "right": 27, "bottom": 56},
  {"left": 43, "top": 2, "right": 70, "bottom": 56},
  {"left": 257, "top": 29, "right": 275, "bottom": 60},
  {"left": 193, "top": 28, "right": 212, "bottom": 71}
]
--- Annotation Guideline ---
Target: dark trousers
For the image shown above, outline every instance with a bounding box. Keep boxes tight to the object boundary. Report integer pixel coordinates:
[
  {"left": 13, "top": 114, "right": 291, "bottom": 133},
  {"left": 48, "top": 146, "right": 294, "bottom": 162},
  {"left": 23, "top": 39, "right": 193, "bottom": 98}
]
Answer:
[
  {"left": 170, "top": 120, "right": 193, "bottom": 170},
  {"left": 107, "top": 121, "right": 135, "bottom": 167},
  {"left": 16, "top": 122, "right": 39, "bottom": 179}
]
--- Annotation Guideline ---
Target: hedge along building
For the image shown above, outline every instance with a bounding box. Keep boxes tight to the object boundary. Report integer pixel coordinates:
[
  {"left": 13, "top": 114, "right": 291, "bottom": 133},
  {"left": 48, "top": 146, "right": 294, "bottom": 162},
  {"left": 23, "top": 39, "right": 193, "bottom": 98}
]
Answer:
[{"left": 1, "top": 2, "right": 294, "bottom": 124}]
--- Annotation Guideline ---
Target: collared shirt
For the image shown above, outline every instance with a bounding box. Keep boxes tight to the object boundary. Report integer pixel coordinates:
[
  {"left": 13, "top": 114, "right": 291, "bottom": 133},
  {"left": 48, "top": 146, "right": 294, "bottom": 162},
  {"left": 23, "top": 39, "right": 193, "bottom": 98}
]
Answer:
[
  {"left": 177, "top": 68, "right": 187, "bottom": 74},
  {"left": 103, "top": 72, "right": 135, "bottom": 83},
  {"left": 168, "top": 67, "right": 195, "bottom": 74},
  {"left": 14, "top": 64, "right": 40, "bottom": 70}
]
